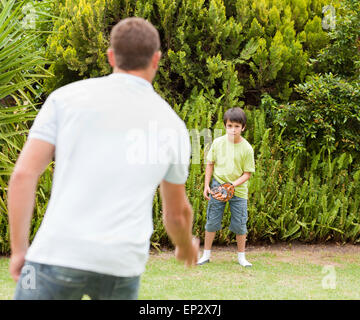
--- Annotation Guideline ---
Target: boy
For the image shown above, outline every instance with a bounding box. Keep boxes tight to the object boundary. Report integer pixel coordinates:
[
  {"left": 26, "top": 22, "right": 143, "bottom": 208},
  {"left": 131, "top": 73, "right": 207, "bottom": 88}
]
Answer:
[{"left": 197, "top": 107, "right": 255, "bottom": 267}]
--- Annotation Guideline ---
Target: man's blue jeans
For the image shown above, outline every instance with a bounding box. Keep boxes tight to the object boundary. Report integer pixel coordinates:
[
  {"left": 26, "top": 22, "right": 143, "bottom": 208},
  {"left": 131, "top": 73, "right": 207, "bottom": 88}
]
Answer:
[{"left": 14, "top": 261, "right": 140, "bottom": 300}]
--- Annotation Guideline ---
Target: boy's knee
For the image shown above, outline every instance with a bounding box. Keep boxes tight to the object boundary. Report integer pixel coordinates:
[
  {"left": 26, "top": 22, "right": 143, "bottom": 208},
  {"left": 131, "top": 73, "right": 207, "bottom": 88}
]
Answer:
[
  {"left": 206, "top": 201, "right": 224, "bottom": 232},
  {"left": 229, "top": 223, "right": 247, "bottom": 235},
  {"left": 205, "top": 221, "right": 221, "bottom": 232}
]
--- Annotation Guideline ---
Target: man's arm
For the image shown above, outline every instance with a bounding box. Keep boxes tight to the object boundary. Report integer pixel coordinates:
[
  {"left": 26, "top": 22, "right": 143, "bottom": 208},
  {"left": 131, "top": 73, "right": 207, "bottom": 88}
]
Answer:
[
  {"left": 8, "top": 138, "right": 55, "bottom": 281},
  {"left": 159, "top": 180, "right": 199, "bottom": 267},
  {"left": 232, "top": 172, "right": 252, "bottom": 187}
]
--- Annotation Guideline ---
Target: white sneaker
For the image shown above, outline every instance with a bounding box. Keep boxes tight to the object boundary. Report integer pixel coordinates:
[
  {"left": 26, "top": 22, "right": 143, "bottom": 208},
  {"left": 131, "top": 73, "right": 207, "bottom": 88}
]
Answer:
[
  {"left": 238, "top": 258, "right": 252, "bottom": 267},
  {"left": 197, "top": 250, "right": 211, "bottom": 265},
  {"left": 197, "top": 256, "right": 210, "bottom": 265}
]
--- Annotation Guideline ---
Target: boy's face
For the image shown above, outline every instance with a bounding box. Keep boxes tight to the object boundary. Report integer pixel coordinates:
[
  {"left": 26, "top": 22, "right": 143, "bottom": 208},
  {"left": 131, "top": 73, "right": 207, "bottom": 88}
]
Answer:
[{"left": 225, "top": 120, "right": 245, "bottom": 140}]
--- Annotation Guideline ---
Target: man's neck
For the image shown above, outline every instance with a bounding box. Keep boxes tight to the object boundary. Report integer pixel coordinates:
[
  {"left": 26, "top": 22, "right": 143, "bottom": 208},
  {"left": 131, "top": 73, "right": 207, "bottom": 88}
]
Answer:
[{"left": 113, "top": 67, "right": 153, "bottom": 83}]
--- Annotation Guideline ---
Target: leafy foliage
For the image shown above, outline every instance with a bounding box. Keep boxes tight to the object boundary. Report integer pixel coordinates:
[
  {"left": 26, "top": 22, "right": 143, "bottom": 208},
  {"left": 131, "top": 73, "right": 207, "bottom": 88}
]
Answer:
[
  {"left": 44, "top": 0, "right": 337, "bottom": 103},
  {"left": 315, "top": 0, "right": 360, "bottom": 80},
  {"left": 0, "top": 0, "right": 53, "bottom": 254},
  {"left": 2, "top": 0, "right": 360, "bottom": 253},
  {"left": 246, "top": 131, "right": 360, "bottom": 244},
  {"left": 270, "top": 74, "right": 360, "bottom": 158},
  {"left": 152, "top": 102, "right": 360, "bottom": 246}
]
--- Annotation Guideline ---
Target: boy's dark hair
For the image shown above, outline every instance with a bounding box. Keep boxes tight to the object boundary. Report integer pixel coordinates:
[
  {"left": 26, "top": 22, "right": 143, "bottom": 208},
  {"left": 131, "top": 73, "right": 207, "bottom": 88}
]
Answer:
[
  {"left": 223, "top": 107, "right": 247, "bottom": 127},
  {"left": 110, "top": 17, "right": 160, "bottom": 71}
]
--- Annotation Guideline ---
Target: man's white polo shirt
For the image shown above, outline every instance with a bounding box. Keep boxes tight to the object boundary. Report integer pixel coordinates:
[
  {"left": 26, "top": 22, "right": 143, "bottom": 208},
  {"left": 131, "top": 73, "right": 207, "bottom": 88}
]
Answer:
[{"left": 25, "top": 73, "right": 190, "bottom": 277}]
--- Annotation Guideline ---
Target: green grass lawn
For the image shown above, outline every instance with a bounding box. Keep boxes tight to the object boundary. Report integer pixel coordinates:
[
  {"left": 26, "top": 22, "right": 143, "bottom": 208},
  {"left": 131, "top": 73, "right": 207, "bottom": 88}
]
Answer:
[
  {"left": 0, "top": 256, "right": 14, "bottom": 300},
  {"left": 1, "top": 244, "right": 359, "bottom": 300}
]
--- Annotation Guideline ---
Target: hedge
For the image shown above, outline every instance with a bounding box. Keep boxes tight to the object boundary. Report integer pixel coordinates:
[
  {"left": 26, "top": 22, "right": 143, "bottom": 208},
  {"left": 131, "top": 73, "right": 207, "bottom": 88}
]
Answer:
[{"left": 3, "top": 0, "right": 360, "bottom": 254}]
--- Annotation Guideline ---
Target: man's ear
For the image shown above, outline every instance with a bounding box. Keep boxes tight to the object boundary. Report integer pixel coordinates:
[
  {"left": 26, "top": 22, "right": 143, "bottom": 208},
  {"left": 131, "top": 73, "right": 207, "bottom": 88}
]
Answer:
[
  {"left": 107, "top": 48, "right": 116, "bottom": 68},
  {"left": 242, "top": 125, "right": 246, "bottom": 132},
  {"left": 151, "top": 50, "right": 161, "bottom": 69}
]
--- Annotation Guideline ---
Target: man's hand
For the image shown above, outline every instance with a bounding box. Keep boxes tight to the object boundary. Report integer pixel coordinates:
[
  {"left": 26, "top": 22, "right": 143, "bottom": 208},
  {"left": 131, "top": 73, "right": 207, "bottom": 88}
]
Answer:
[
  {"left": 203, "top": 185, "right": 211, "bottom": 200},
  {"left": 9, "top": 252, "right": 26, "bottom": 282},
  {"left": 175, "top": 237, "right": 200, "bottom": 267}
]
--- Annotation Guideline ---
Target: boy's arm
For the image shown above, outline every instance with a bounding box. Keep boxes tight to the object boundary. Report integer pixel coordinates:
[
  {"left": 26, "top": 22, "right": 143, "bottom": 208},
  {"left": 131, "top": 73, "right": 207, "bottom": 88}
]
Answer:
[
  {"left": 232, "top": 172, "right": 252, "bottom": 187},
  {"left": 233, "top": 146, "right": 255, "bottom": 187},
  {"left": 203, "top": 162, "right": 214, "bottom": 200},
  {"left": 204, "top": 161, "right": 214, "bottom": 188}
]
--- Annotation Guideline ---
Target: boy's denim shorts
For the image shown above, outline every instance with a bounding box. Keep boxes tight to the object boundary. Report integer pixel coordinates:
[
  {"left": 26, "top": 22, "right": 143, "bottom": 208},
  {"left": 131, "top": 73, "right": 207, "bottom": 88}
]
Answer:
[{"left": 205, "top": 178, "right": 248, "bottom": 235}]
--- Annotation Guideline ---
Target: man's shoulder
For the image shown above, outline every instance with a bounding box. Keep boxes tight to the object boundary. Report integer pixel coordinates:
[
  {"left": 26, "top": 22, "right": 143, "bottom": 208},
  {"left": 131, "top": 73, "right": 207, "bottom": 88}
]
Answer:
[
  {"left": 152, "top": 93, "right": 187, "bottom": 130},
  {"left": 49, "top": 76, "right": 104, "bottom": 100}
]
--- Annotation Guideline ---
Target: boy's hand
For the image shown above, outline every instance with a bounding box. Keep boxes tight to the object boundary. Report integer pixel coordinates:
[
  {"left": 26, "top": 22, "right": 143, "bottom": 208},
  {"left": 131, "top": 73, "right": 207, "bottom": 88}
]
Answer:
[
  {"left": 210, "top": 183, "right": 235, "bottom": 202},
  {"left": 203, "top": 185, "right": 211, "bottom": 200}
]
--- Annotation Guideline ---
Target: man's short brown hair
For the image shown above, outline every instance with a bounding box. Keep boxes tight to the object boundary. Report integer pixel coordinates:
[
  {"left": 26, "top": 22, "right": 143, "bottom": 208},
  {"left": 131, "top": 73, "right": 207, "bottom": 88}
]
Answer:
[{"left": 110, "top": 17, "right": 160, "bottom": 71}]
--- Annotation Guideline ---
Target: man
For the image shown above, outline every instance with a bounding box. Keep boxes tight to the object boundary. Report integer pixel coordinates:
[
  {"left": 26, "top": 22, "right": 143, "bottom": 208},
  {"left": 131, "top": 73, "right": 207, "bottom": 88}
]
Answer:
[{"left": 8, "top": 17, "right": 199, "bottom": 300}]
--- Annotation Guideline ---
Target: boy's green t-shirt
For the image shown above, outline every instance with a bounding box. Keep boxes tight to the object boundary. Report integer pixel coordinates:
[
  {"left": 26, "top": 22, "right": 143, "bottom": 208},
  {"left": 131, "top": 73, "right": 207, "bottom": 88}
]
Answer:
[{"left": 206, "top": 135, "right": 255, "bottom": 199}]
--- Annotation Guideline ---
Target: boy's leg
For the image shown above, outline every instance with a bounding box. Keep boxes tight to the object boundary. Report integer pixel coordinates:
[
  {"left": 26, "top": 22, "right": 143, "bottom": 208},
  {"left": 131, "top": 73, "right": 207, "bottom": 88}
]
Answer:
[
  {"left": 198, "top": 184, "right": 226, "bottom": 265},
  {"left": 236, "top": 234, "right": 246, "bottom": 252},
  {"left": 229, "top": 197, "right": 252, "bottom": 267},
  {"left": 197, "top": 231, "right": 216, "bottom": 265},
  {"left": 204, "top": 231, "right": 216, "bottom": 250},
  {"left": 236, "top": 234, "right": 252, "bottom": 267}
]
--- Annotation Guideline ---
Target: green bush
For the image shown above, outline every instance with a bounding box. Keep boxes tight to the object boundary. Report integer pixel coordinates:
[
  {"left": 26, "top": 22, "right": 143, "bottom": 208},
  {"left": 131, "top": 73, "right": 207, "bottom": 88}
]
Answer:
[
  {"left": 151, "top": 103, "right": 360, "bottom": 246},
  {"left": 44, "top": 0, "right": 336, "bottom": 103},
  {"left": 0, "top": 0, "right": 54, "bottom": 254},
  {"left": 269, "top": 74, "right": 360, "bottom": 159},
  {"left": 3, "top": 0, "right": 360, "bottom": 254},
  {"left": 246, "top": 130, "right": 360, "bottom": 244},
  {"left": 315, "top": 0, "right": 360, "bottom": 80}
]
